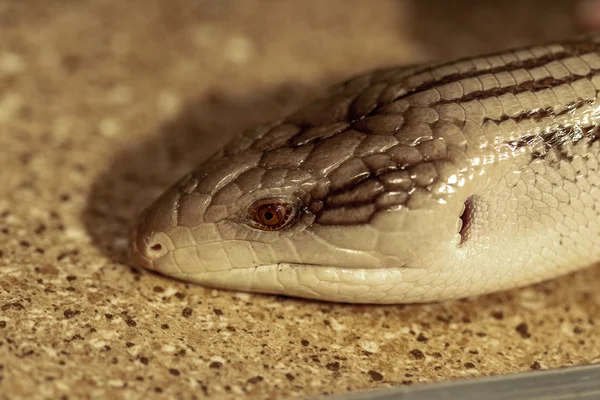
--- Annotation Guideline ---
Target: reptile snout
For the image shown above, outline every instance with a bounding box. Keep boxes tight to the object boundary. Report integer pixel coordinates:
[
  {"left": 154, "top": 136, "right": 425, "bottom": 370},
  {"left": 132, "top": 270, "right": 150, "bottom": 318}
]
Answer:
[
  {"left": 129, "top": 188, "right": 180, "bottom": 271},
  {"left": 130, "top": 223, "right": 169, "bottom": 271}
]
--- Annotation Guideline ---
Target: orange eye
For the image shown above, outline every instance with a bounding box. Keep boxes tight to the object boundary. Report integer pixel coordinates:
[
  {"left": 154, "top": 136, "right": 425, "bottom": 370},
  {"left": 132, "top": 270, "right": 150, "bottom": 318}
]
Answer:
[{"left": 249, "top": 199, "right": 294, "bottom": 231}]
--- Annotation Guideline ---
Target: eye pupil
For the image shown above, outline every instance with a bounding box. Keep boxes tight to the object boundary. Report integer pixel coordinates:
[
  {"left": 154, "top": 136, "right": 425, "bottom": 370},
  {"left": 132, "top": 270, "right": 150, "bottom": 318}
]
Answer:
[
  {"left": 259, "top": 206, "right": 280, "bottom": 225},
  {"left": 249, "top": 199, "right": 295, "bottom": 231}
]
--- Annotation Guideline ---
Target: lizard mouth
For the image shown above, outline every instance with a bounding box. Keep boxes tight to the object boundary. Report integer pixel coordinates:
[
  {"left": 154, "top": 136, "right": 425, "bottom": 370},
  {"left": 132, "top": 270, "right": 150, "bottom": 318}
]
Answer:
[{"left": 143, "top": 261, "right": 421, "bottom": 303}]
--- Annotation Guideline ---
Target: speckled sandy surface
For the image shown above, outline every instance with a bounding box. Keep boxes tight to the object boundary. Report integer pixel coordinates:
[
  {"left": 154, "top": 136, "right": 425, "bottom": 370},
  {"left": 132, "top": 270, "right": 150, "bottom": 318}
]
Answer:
[{"left": 1, "top": 1, "right": 600, "bottom": 399}]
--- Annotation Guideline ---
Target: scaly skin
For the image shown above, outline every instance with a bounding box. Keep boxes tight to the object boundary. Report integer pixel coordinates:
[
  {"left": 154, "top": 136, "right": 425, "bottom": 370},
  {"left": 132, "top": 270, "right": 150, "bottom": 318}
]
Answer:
[{"left": 130, "top": 34, "right": 600, "bottom": 304}]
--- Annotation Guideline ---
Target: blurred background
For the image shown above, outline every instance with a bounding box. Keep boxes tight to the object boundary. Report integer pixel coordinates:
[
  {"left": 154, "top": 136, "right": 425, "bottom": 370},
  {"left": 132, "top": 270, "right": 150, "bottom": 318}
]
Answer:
[{"left": 1, "top": 1, "right": 599, "bottom": 399}]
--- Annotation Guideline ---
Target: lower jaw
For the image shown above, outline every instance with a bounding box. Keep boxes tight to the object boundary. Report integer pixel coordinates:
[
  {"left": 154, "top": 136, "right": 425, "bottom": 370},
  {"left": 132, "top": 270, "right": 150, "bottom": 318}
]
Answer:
[
  {"left": 144, "top": 256, "right": 600, "bottom": 304},
  {"left": 153, "top": 263, "right": 448, "bottom": 304}
]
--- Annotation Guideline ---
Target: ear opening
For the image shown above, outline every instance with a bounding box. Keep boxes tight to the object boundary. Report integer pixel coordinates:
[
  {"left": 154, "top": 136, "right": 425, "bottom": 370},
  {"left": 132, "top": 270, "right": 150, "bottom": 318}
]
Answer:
[{"left": 459, "top": 196, "right": 474, "bottom": 245}]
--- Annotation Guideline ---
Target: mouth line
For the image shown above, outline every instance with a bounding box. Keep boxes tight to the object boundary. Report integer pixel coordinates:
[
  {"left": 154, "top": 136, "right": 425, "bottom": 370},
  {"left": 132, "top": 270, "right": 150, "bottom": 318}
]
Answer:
[
  {"left": 136, "top": 259, "right": 427, "bottom": 304},
  {"left": 162, "top": 262, "right": 418, "bottom": 279},
  {"left": 131, "top": 236, "right": 415, "bottom": 275}
]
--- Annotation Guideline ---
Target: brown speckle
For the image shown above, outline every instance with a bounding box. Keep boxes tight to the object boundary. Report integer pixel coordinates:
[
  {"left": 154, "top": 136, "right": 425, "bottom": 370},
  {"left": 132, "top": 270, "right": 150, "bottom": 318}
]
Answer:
[
  {"left": 200, "top": 384, "right": 209, "bottom": 396},
  {"left": 182, "top": 307, "right": 193, "bottom": 318},
  {"left": 368, "top": 370, "right": 383, "bottom": 381},
  {"left": 62, "top": 54, "right": 82, "bottom": 72},
  {"left": 140, "top": 357, "right": 149, "bottom": 365},
  {"left": 515, "top": 322, "right": 531, "bottom": 338},
  {"left": 416, "top": 333, "right": 429, "bottom": 342},
  {"left": 67, "top": 334, "right": 84, "bottom": 342},
  {"left": 409, "top": 349, "right": 425, "bottom": 359},
  {"left": 326, "top": 362, "right": 340, "bottom": 371},
  {"left": 209, "top": 361, "right": 222, "bottom": 369},
  {"left": 247, "top": 376, "right": 264, "bottom": 384},
  {"left": 491, "top": 311, "right": 504, "bottom": 320},
  {"left": 213, "top": 308, "right": 223, "bottom": 316},
  {"left": 168, "top": 368, "right": 180, "bottom": 376},
  {"left": 63, "top": 309, "right": 80, "bottom": 319},
  {"left": 301, "top": 339, "right": 310, "bottom": 346},
  {"left": 0, "top": 321, "right": 6, "bottom": 328},
  {"left": 464, "top": 362, "right": 476, "bottom": 369},
  {"left": 285, "top": 373, "right": 295, "bottom": 381},
  {"left": 530, "top": 361, "right": 542, "bottom": 370}
]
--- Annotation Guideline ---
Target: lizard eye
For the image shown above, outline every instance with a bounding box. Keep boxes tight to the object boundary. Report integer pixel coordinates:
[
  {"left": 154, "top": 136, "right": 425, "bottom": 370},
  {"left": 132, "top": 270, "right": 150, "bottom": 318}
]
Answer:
[{"left": 248, "top": 199, "right": 295, "bottom": 231}]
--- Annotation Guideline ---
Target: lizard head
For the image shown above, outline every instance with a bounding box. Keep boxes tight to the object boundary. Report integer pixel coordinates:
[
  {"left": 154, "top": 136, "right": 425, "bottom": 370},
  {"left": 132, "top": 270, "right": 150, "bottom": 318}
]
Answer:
[{"left": 130, "top": 72, "right": 476, "bottom": 304}]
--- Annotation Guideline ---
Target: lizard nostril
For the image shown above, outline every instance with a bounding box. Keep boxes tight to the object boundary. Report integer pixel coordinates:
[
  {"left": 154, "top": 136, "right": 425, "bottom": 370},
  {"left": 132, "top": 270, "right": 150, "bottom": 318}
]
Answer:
[
  {"left": 150, "top": 243, "right": 163, "bottom": 252},
  {"left": 145, "top": 239, "right": 168, "bottom": 259}
]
